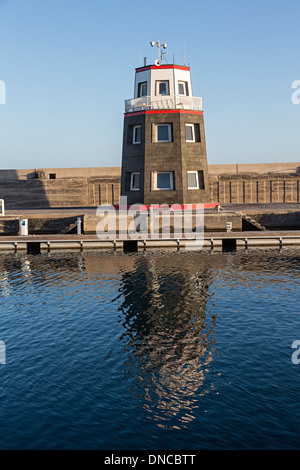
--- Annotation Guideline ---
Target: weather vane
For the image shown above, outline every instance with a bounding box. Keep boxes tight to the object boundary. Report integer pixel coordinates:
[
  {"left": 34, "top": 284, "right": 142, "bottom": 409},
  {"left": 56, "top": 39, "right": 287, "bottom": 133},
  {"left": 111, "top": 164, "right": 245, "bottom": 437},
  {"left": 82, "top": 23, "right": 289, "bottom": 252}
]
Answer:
[{"left": 150, "top": 41, "right": 168, "bottom": 64}]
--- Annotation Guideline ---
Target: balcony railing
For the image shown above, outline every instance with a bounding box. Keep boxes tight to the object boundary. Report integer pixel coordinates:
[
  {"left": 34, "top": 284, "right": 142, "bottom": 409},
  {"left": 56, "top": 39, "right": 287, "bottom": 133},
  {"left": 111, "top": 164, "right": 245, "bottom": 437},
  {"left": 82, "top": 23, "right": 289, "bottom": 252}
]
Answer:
[{"left": 125, "top": 95, "right": 203, "bottom": 113}]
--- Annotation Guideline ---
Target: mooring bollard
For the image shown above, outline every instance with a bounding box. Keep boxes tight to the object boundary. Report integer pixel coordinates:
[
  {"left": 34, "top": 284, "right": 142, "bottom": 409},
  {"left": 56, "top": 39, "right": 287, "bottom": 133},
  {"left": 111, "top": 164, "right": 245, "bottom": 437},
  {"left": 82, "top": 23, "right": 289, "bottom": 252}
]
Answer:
[
  {"left": 20, "top": 219, "right": 28, "bottom": 236},
  {"left": 226, "top": 221, "right": 232, "bottom": 233}
]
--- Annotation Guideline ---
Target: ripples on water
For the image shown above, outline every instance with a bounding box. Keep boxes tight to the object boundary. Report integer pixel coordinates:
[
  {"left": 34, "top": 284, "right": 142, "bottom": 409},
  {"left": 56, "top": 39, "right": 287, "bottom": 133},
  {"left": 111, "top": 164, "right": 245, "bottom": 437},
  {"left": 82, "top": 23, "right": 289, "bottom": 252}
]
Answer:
[{"left": 0, "top": 247, "right": 299, "bottom": 449}]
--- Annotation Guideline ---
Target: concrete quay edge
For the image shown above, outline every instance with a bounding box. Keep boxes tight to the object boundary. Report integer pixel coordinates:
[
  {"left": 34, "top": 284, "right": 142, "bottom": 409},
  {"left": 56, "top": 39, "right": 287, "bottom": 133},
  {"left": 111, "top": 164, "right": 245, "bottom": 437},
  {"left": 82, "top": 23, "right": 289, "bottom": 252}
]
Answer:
[{"left": 0, "top": 231, "right": 299, "bottom": 250}]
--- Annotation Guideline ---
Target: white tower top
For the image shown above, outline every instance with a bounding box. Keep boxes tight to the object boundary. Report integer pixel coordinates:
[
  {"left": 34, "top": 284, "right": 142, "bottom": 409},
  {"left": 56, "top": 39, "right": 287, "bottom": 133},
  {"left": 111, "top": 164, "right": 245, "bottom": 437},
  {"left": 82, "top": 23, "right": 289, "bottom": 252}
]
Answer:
[
  {"left": 125, "top": 46, "right": 202, "bottom": 114},
  {"left": 133, "top": 64, "right": 193, "bottom": 99},
  {"left": 125, "top": 41, "right": 202, "bottom": 113}
]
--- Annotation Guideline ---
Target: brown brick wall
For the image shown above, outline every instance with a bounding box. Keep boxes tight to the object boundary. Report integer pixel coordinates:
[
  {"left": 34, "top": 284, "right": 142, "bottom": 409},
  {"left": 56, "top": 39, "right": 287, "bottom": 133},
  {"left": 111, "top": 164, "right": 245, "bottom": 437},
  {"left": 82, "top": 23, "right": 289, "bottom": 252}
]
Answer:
[
  {"left": 209, "top": 174, "right": 300, "bottom": 204},
  {"left": 0, "top": 177, "right": 120, "bottom": 209},
  {"left": 121, "top": 112, "right": 211, "bottom": 205}
]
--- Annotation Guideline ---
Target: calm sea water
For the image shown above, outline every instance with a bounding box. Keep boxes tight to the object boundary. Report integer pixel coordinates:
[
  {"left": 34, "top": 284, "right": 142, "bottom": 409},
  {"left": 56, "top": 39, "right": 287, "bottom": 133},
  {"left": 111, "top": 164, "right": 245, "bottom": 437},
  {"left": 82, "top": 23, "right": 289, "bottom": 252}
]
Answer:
[{"left": 0, "top": 247, "right": 299, "bottom": 450}]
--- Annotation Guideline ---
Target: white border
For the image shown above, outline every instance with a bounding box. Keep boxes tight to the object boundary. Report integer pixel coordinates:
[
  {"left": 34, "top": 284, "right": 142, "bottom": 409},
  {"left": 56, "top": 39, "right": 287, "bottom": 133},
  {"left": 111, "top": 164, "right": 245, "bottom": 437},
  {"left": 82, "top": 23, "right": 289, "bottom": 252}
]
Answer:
[
  {"left": 185, "top": 123, "right": 195, "bottom": 142},
  {"left": 156, "top": 80, "right": 169, "bottom": 96},
  {"left": 154, "top": 171, "right": 174, "bottom": 191},
  {"left": 156, "top": 123, "right": 172, "bottom": 142},
  {"left": 178, "top": 80, "right": 187, "bottom": 96},
  {"left": 133, "top": 125, "right": 141, "bottom": 144},
  {"left": 130, "top": 172, "right": 140, "bottom": 191}
]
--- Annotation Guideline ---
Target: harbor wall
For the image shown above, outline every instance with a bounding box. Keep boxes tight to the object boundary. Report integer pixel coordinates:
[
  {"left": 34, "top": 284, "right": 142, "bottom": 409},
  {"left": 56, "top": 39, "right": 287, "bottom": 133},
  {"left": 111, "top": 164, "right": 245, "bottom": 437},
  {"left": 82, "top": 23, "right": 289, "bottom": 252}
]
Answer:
[
  {"left": 209, "top": 174, "right": 300, "bottom": 204},
  {"left": 1, "top": 163, "right": 300, "bottom": 208}
]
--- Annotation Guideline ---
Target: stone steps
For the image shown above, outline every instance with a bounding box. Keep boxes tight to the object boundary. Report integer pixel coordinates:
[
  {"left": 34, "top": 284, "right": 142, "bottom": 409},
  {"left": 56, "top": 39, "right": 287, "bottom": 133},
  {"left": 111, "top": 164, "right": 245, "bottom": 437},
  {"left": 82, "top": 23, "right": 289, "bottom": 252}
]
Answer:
[{"left": 242, "top": 213, "right": 266, "bottom": 231}]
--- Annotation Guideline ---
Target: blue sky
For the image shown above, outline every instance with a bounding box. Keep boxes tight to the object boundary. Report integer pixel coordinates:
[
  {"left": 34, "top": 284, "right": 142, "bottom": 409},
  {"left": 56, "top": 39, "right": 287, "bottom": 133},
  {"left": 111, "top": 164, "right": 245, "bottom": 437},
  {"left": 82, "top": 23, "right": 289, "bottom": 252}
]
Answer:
[{"left": 0, "top": 0, "right": 299, "bottom": 169}]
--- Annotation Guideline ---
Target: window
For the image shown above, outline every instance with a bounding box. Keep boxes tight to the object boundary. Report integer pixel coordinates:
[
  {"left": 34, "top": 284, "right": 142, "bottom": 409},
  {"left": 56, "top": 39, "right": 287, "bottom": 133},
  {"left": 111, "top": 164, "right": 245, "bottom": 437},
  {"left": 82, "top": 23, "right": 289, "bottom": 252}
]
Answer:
[
  {"left": 130, "top": 172, "right": 140, "bottom": 191},
  {"left": 138, "top": 82, "right": 147, "bottom": 97},
  {"left": 49, "top": 173, "right": 56, "bottom": 179},
  {"left": 187, "top": 171, "right": 199, "bottom": 189},
  {"left": 185, "top": 123, "right": 201, "bottom": 142},
  {"left": 178, "top": 81, "right": 188, "bottom": 96},
  {"left": 187, "top": 171, "right": 205, "bottom": 190},
  {"left": 156, "top": 123, "right": 172, "bottom": 142},
  {"left": 133, "top": 125, "right": 141, "bottom": 144},
  {"left": 154, "top": 172, "right": 174, "bottom": 190},
  {"left": 185, "top": 124, "right": 195, "bottom": 142},
  {"left": 156, "top": 80, "right": 169, "bottom": 96}
]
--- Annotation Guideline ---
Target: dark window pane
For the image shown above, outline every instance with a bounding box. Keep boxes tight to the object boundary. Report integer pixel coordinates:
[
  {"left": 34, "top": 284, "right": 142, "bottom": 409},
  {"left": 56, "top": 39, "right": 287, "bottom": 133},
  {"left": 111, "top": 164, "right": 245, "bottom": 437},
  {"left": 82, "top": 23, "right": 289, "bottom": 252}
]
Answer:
[
  {"left": 178, "top": 83, "right": 185, "bottom": 95},
  {"left": 198, "top": 170, "right": 205, "bottom": 189},
  {"left": 194, "top": 123, "right": 201, "bottom": 142},
  {"left": 157, "top": 173, "right": 171, "bottom": 189},
  {"left": 131, "top": 173, "right": 140, "bottom": 190},
  {"left": 134, "top": 126, "right": 141, "bottom": 143},
  {"left": 159, "top": 82, "right": 167, "bottom": 94},
  {"left": 157, "top": 125, "right": 170, "bottom": 141}
]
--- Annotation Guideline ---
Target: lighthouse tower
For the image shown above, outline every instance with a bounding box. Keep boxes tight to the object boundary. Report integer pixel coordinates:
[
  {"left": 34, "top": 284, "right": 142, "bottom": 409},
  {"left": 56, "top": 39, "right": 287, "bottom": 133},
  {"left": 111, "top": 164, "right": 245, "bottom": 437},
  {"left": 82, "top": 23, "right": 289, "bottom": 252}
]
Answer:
[{"left": 121, "top": 42, "right": 211, "bottom": 206}]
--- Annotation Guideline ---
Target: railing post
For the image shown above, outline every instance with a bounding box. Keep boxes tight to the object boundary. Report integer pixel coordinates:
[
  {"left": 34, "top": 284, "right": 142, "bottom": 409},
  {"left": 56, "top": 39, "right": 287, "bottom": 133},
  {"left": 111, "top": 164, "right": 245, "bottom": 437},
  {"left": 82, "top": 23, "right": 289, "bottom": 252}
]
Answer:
[
  {"left": 149, "top": 206, "right": 154, "bottom": 235},
  {"left": 77, "top": 217, "right": 82, "bottom": 235},
  {"left": 0, "top": 199, "right": 4, "bottom": 216}
]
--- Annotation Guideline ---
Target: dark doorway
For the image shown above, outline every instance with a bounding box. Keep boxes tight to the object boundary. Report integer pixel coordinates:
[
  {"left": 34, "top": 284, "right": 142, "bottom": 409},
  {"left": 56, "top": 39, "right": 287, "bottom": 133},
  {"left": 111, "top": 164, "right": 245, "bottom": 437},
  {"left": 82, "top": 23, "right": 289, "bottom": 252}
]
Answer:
[{"left": 222, "top": 238, "right": 237, "bottom": 252}]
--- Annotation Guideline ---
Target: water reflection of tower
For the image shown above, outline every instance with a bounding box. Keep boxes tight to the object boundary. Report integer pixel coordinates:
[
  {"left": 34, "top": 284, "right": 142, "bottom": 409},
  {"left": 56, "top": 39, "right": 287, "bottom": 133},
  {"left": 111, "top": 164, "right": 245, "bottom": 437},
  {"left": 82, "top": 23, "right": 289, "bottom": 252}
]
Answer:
[{"left": 117, "top": 253, "right": 217, "bottom": 429}]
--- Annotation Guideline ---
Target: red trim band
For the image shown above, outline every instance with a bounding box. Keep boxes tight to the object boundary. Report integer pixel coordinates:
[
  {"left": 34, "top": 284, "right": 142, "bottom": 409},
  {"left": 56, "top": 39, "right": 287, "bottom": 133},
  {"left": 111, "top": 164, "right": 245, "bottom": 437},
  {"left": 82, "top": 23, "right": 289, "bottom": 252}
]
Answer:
[
  {"left": 124, "top": 109, "right": 203, "bottom": 117},
  {"left": 136, "top": 64, "right": 190, "bottom": 73},
  {"left": 113, "top": 203, "right": 220, "bottom": 211}
]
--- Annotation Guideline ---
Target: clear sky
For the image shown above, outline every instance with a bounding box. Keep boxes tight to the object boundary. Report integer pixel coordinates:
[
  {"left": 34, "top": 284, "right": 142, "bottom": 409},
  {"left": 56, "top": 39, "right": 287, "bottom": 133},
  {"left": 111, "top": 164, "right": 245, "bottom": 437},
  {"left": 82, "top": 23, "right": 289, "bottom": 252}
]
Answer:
[{"left": 0, "top": 0, "right": 299, "bottom": 169}]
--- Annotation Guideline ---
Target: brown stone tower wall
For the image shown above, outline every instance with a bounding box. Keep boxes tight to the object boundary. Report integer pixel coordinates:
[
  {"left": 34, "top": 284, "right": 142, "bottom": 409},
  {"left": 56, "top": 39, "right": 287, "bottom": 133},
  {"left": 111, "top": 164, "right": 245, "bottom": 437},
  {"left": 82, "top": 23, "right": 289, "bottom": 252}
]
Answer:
[{"left": 121, "top": 110, "right": 211, "bottom": 205}]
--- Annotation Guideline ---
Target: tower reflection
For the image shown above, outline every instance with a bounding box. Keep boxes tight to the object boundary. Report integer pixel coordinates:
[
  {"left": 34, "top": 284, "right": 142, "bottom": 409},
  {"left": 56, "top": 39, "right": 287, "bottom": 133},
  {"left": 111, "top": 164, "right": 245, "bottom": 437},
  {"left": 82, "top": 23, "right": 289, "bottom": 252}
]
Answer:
[{"left": 117, "top": 252, "right": 218, "bottom": 429}]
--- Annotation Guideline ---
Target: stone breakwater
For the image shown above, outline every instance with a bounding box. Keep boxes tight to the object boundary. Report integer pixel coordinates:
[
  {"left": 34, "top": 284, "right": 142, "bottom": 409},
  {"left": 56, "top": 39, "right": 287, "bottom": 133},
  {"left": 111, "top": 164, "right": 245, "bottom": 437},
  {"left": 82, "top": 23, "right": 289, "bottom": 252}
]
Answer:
[{"left": 0, "top": 163, "right": 300, "bottom": 209}]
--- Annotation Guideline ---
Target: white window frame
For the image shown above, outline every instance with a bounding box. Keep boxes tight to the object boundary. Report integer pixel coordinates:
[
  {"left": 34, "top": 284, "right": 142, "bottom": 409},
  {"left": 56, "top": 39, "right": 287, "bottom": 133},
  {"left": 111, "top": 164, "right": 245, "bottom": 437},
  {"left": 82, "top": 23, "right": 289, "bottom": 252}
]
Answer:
[
  {"left": 185, "top": 123, "right": 195, "bottom": 142},
  {"left": 154, "top": 171, "right": 174, "bottom": 191},
  {"left": 187, "top": 171, "right": 199, "bottom": 190},
  {"left": 156, "top": 123, "right": 172, "bottom": 143},
  {"left": 133, "top": 125, "right": 141, "bottom": 144},
  {"left": 178, "top": 81, "right": 188, "bottom": 96},
  {"left": 156, "top": 80, "right": 169, "bottom": 96},
  {"left": 130, "top": 172, "right": 140, "bottom": 191}
]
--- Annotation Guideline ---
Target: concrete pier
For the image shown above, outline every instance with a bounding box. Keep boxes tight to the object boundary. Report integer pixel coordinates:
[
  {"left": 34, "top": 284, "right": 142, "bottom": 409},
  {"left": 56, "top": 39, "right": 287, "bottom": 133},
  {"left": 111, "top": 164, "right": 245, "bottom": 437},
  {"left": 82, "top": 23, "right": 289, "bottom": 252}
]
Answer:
[
  {"left": 0, "top": 204, "right": 300, "bottom": 251},
  {"left": 0, "top": 206, "right": 243, "bottom": 234}
]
